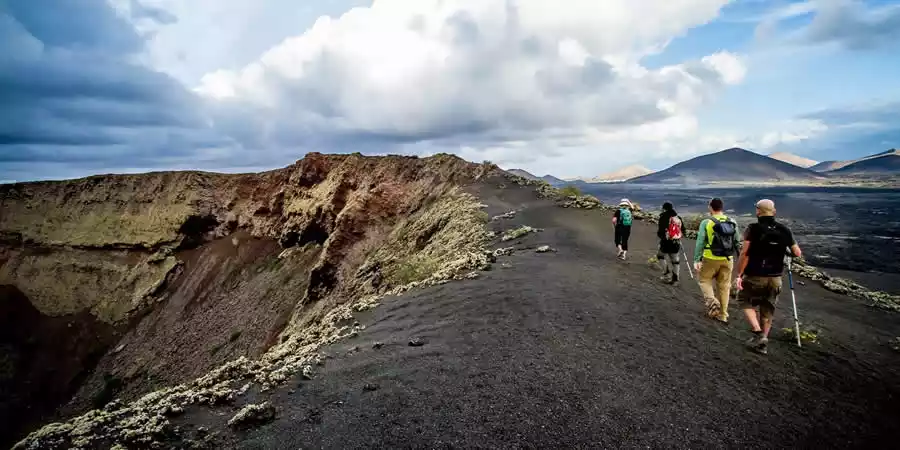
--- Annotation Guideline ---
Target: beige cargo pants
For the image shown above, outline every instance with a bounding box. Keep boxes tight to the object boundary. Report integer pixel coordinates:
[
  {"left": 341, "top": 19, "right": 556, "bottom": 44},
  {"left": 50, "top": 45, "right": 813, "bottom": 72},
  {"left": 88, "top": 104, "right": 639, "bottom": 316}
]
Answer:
[{"left": 699, "top": 258, "right": 733, "bottom": 321}]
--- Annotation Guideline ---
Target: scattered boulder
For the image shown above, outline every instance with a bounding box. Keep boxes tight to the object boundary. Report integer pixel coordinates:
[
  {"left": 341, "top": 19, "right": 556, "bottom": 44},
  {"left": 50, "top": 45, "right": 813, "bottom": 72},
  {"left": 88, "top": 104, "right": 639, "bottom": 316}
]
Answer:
[
  {"left": 791, "top": 259, "right": 900, "bottom": 312},
  {"left": 372, "top": 342, "right": 384, "bottom": 350},
  {"left": 503, "top": 174, "right": 559, "bottom": 199},
  {"left": 408, "top": 338, "right": 425, "bottom": 347},
  {"left": 493, "top": 247, "right": 516, "bottom": 257},
  {"left": 491, "top": 210, "right": 517, "bottom": 221},
  {"left": 535, "top": 245, "right": 554, "bottom": 253},
  {"left": 227, "top": 402, "right": 276, "bottom": 430},
  {"left": 560, "top": 195, "right": 605, "bottom": 210},
  {"left": 501, "top": 226, "right": 541, "bottom": 242},
  {"left": 890, "top": 338, "right": 900, "bottom": 352},
  {"left": 363, "top": 383, "right": 379, "bottom": 392}
]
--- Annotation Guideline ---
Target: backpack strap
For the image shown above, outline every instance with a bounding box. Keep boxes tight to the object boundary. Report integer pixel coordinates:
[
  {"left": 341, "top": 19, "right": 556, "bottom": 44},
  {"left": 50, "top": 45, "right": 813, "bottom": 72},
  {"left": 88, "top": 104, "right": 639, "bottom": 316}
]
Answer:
[{"left": 703, "top": 218, "right": 715, "bottom": 249}]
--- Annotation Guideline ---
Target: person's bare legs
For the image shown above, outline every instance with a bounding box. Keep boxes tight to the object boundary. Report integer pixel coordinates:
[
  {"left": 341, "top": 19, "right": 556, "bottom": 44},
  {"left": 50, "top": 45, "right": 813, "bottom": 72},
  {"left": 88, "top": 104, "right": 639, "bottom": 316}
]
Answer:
[
  {"left": 743, "top": 308, "right": 762, "bottom": 332},
  {"left": 760, "top": 304, "right": 775, "bottom": 338}
]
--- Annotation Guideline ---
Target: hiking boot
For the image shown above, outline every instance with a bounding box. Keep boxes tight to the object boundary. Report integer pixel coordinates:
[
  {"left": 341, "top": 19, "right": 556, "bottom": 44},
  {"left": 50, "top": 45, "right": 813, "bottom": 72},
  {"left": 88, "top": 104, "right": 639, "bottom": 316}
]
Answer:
[
  {"left": 659, "top": 274, "right": 672, "bottom": 283},
  {"left": 745, "top": 331, "right": 763, "bottom": 348},
  {"left": 756, "top": 337, "right": 769, "bottom": 355},
  {"left": 746, "top": 332, "right": 768, "bottom": 354},
  {"left": 669, "top": 274, "right": 679, "bottom": 285}
]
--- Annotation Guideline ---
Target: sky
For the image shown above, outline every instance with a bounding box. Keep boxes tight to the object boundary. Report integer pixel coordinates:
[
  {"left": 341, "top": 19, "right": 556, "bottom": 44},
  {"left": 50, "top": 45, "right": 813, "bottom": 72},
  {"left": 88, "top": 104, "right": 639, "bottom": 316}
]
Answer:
[{"left": 1, "top": 0, "right": 899, "bottom": 182}]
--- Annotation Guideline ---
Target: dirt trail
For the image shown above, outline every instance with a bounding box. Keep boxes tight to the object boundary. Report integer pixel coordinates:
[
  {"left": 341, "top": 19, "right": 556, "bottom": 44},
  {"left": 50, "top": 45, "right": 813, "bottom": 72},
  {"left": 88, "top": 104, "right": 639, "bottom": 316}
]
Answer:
[{"left": 177, "top": 182, "right": 900, "bottom": 448}]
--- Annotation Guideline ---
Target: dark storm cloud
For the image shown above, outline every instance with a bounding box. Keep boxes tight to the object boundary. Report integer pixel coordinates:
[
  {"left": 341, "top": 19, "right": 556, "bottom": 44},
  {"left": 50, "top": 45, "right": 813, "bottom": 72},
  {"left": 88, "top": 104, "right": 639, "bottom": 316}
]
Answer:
[
  {"left": 5, "top": 0, "right": 144, "bottom": 54},
  {"left": 0, "top": 0, "right": 239, "bottom": 182}
]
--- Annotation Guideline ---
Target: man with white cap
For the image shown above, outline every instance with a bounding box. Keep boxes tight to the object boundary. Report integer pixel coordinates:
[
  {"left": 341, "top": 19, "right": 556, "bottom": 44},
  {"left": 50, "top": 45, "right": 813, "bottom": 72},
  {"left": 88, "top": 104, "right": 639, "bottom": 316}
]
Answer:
[
  {"left": 735, "top": 198, "right": 802, "bottom": 354},
  {"left": 612, "top": 198, "right": 634, "bottom": 260}
]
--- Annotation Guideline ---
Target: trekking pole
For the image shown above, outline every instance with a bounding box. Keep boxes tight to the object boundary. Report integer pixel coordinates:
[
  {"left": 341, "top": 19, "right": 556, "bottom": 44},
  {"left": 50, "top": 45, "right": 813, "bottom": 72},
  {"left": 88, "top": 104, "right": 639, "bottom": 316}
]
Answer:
[
  {"left": 787, "top": 258, "right": 802, "bottom": 348},
  {"left": 682, "top": 245, "right": 694, "bottom": 279}
]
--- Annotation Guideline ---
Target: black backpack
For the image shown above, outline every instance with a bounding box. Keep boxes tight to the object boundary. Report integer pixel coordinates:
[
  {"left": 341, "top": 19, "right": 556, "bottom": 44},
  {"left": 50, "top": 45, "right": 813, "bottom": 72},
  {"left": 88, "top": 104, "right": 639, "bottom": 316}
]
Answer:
[
  {"left": 750, "top": 222, "right": 789, "bottom": 275},
  {"left": 709, "top": 217, "right": 738, "bottom": 257}
]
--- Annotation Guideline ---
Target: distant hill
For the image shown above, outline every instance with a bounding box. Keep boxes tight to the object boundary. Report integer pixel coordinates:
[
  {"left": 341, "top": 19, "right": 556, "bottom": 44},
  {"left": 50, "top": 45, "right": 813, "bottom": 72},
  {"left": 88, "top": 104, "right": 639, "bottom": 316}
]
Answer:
[
  {"left": 507, "top": 169, "right": 539, "bottom": 180},
  {"left": 768, "top": 152, "right": 818, "bottom": 168},
  {"left": 810, "top": 160, "right": 844, "bottom": 172},
  {"left": 575, "top": 165, "right": 653, "bottom": 183},
  {"left": 628, "top": 148, "right": 824, "bottom": 184},
  {"left": 506, "top": 169, "right": 566, "bottom": 185},
  {"left": 810, "top": 149, "right": 898, "bottom": 172},
  {"left": 830, "top": 152, "right": 900, "bottom": 175},
  {"left": 540, "top": 175, "right": 565, "bottom": 185}
]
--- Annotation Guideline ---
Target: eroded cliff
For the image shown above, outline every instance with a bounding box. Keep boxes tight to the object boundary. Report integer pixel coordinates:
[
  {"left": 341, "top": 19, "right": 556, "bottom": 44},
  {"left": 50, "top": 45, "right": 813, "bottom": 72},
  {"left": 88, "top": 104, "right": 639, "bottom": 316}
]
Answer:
[{"left": 1, "top": 153, "right": 499, "bottom": 447}]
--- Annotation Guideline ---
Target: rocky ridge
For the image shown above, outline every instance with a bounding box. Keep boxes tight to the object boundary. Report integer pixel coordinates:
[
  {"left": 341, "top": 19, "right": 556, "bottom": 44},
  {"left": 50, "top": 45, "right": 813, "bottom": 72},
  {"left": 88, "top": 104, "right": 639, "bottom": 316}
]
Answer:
[
  {"left": 6, "top": 159, "right": 897, "bottom": 448},
  {"left": 3, "top": 153, "right": 501, "bottom": 448}
]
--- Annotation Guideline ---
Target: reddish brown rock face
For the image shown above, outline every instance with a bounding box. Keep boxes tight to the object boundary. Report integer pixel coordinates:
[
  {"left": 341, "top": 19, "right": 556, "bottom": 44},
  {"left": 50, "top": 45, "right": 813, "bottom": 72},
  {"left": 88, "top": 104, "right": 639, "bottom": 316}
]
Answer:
[{"left": 0, "top": 152, "right": 499, "bottom": 446}]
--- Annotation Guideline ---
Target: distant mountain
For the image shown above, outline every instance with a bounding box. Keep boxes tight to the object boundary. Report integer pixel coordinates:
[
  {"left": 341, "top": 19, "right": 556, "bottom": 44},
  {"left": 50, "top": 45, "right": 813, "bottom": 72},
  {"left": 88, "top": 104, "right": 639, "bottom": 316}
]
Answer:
[
  {"left": 768, "top": 152, "right": 818, "bottom": 168},
  {"left": 579, "top": 165, "right": 653, "bottom": 183},
  {"left": 540, "top": 175, "right": 565, "bottom": 185},
  {"left": 507, "top": 169, "right": 539, "bottom": 180},
  {"left": 830, "top": 151, "right": 900, "bottom": 175},
  {"left": 810, "top": 160, "right": 845, "bottom": 172},
  {"left": 506, "top": 169, "right": 567, "bottom": 185},
  {"left": 628, "top": 148, "right": 824, "bottom": 184},
  {"left": 811, "top": 149, "right": 899, "bottom": 173}
]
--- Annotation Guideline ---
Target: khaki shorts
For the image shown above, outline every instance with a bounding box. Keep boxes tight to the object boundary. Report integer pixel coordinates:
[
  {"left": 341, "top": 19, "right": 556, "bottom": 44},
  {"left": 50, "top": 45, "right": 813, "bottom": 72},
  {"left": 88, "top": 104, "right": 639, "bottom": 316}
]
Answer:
[{"left": 739, "top": 276, "right": 782, "bottom": 319}]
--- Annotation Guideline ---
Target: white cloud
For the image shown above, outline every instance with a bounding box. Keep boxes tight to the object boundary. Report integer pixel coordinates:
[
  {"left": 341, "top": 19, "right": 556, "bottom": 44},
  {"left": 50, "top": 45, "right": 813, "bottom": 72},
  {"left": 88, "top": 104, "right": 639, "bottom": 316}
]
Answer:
[
  {"left": 127, "top": 0, "right": 370, "bottom": 84},
  {"left": 759, "top": 119, "right": 827, "bottom": 148},
  {"left": 187, "top": 0, "right": 749, "bottom": 174}
]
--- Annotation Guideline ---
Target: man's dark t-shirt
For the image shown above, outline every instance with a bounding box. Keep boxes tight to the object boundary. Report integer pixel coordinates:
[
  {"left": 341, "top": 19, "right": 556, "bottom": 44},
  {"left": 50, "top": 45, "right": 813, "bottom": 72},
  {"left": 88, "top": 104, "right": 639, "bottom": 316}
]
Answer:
[{"left": 743, "top": 216, "right": 796, "bottom": 277}]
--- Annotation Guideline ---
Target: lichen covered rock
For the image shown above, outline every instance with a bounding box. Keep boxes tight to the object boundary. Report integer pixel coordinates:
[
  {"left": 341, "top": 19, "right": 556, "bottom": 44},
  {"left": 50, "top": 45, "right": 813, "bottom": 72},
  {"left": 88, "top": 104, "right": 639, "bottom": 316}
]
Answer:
[
  {"left": 500, "top": 226, "right": 541, "bottom": 242},
  {"left": 227, "top": 402, "right": 276, "bottom": 430},
  {"left": 560, "top": 195, "right": 607, "bottom": 210},
  {"left": 790, "top": 259, "right": 900, "bottom": 312}
]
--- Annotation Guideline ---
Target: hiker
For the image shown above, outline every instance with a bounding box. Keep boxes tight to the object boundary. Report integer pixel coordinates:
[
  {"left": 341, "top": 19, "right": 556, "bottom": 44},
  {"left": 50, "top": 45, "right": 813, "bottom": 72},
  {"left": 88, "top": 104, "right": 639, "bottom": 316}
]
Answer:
[
  {"left": 656, "top": 202, "right": 686, "bottom": 284},
  {"left": 612, "top": 198, "right": 634, "bottom": 260},
  {"left": 735, "top": 199, "right": 802, "bottom": 354},
  {"left": 693, "top": 198, "right": 740, "bottom": 323}
]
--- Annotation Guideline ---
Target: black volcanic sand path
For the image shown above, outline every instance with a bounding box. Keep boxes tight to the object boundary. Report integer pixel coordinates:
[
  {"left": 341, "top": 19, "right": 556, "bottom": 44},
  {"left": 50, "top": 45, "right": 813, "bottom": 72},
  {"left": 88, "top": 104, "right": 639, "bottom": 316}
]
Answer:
[{"left": 181, "top": 181, "right": 900, "bottom": 449}]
